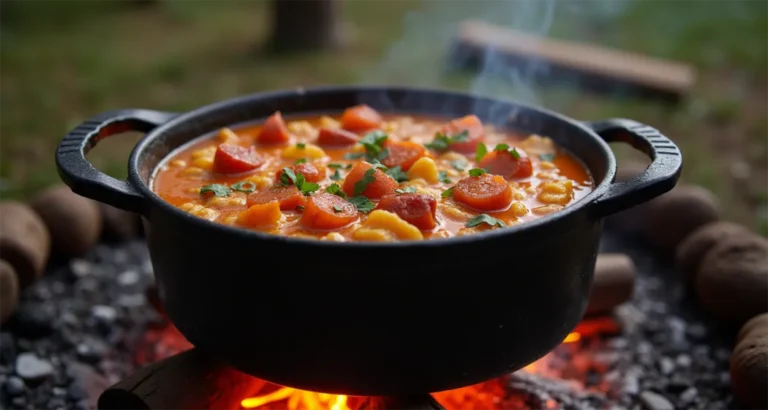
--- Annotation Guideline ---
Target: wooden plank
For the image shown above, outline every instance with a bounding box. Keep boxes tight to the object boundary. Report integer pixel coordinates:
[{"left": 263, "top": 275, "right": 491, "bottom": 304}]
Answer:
[{"left": 453, "top": 20, "right": 696, "bottom": 101}]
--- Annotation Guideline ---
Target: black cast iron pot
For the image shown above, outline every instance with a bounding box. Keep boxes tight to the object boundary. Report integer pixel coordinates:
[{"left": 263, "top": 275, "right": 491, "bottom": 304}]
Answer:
[{"left": 56, "top": 86, "right": 682, "bottom": 396}]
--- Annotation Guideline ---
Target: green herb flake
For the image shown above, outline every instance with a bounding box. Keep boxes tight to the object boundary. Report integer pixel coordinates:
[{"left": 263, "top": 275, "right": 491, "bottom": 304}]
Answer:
[
  {"left": 280, "top": 167, "right": 297, "bottom": 186},
  {"left": 465, "top": 214, "right": 506, "bottom": 228},
  {"left": 510, "top": 148, "right": 521, "bottom": 159},
  {"left": 294, "top": 158, "right": 307, "bottom": 164},
  {"left": 494, "top": 143, "right": 522, "bottom": 159},
  {"left": 230, "top": 181, "right": 256, "bottom": 193},
  {"left": 333, "top": 205, "right": 343, "bottom": 213},
  {"left": 200, "top": 184, "right": 231, "bottom": 197},
  {"left": 343, "top": 152, "right": 366, "bottom": 160},
  {"left": 328, "top": 163, "right": 345, "bottom": 169},
  {"left": 296, "top": 205, "right": 305, "bottom": 212},
  {"left": 494, "top": 143, "right": 510, "bottom": 152},
  {"left": 294, "top": 173, "right": 320, "bottom": 196},
  {"left": 358, "top": 130, "right": 389, "bottom": 163},
  {"left": 346, "top": 164, "right": 353, "bottom": 169},
  {"left": 538, "top": 153, "right": 556, "bottom": 161},
  {"left": 451, "top": 159, "right": 468, "bottom": 171},
  {"left": 475, "top": 142, "right": 488, "bottom": 162},
  {"left": 441, "top": 186, "right": 455, "bottom": 198},
  {"left": 325, "top": 183, "right": 348, "bottom": 199},
  {"left": 371, "top": 162, "right": 388, "bottom": 171},
  {"left": 438, "top": 171, "right": 451, "bottom": 184},
  {"left": 330, "top": 169, "right": 343, "bottom": 181},
  {"left": 353, "top": 168, "right": 377, "bottom": 196},
  {"left": 394, "top": 186, "right": 418, "bottom": 195},
  {"left": 349, "top": 195, "right": 375, "bottom": 213},
  {"left": 424, "top": 130, "right": 469, "bottom": 151},
  {"left": 296, "top": 143, "right": 306, "bottom": 149},
  {"left": 385, "top": 165, "right": 409, "bottom": 182},
  {"left": 468, "top": 168, "right": 487, "bottom": 177}
]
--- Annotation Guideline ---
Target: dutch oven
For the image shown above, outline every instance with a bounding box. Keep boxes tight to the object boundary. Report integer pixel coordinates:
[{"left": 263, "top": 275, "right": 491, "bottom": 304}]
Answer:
[{"left": 56, "top": 86, "right": 682, "bottom": 395}]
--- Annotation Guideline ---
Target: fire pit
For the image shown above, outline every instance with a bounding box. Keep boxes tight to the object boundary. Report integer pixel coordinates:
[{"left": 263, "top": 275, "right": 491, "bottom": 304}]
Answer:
[{"left": 0, "top": 228, "right": 721, "bottom": 410}]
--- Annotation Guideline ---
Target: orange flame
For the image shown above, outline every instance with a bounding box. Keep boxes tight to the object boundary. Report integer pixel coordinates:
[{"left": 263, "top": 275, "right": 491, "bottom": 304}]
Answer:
[{"left": 241, "top": 387, "right": 348, "bottom": 410}]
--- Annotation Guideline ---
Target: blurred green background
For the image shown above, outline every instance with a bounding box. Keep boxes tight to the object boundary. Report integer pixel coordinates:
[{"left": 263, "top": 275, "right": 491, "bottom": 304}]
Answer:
[{"left": 1, "top": 0, "right": 766, "bottom": 233}]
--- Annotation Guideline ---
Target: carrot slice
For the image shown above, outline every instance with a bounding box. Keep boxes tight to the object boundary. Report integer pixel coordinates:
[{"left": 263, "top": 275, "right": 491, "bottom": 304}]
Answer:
[
  {"left": 237, "top": 200, "right": 282, "bottom": 229},
  {"left": 257, "top": 112, "right": 291, "bottom": 144},
  {"left": 375, "top": 193, "right": 438, "bottom": 230},
  {"left": 342, "top": 161, "right": 398, "bottom": 199},
  {"left": 317, "top": 128, "right": 359, "bottom": 146},
  {"left": 440, "top": 115, "right": 485, "bottom": 153},
  {"left": 247, "top": 185, "right": 307, "bottom": 210},
  {"left": 381, "top": 140, "right": 426, "bottom": 171},
  {"left": 453, "top": 174, "right": 513, "bottom": 211},
  {"left": 275, "top": 162, "right": 326, "bottom": 183},
  {"left": 213, "top": 144, "right": 264, "bottom": 174},
  {"left": 341, "top": 105, "right": 382, "bottom": 132},
  {"left": 478, "top": 152, "right": 534, "bottom": 179},
  {"left": 300, "top": 192, "right": 359, "bottom": 230}
]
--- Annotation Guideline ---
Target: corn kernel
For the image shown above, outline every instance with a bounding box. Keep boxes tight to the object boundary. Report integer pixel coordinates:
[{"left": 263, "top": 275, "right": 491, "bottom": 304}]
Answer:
[
  {"left": 287, "top": 121, "right": 314, "bottom": 135},
  {"left": 352, "top": 228, "right": 396, "bottom": 242},
  {"left": 407, "top": 157, "right": 439, "bottom": 184},
  {"left": 446, "top": 169, "right": 460, "bottom": 177},
  {"left": 223, "top": 214, "right": 238, "bottom": 225},
  {"left": 511, "top": 188, "right": 526, "bottom": 201},
  {"left": 217, "top": 127, "right": 239, "bottom": 143},
  {"left": 191, "top": 146, "right": 216, "bottom": 160},
  {"left": 192, "top": 157, "right": 214, "bottom": 170},
  {"left": 181, "top": 167, "right": 205, "bottom": 176},
  {"left": 188, "top": 187, "right": 201, "bottom": 194},
  {"left": 519, "top": 135, "right": 555, "bottom": 155},
  {"left": 431, "top": 229, "right": 452, "bottom": 239},
  {"left": 536, "top": 172, "right": 555, "bottom": 180},
  {"left": 532, "top": 204, "right": 564, "bottom": 215},
  {"left": 178, "top": 202, "right": 196, "bottom": 212},
  {"left": 457, "top": 227, "right": 479, "bottom": 237},
  {"left": 510, "top": 201, "right": 528, "bottom": 217},
  {"left": 321, "top": 232, "right": 346, "bottom": 242},
  {"left": 525, "top": 185, "right": 537, "bottom": 194},
  {"left": 245, "top": 175, "right": 274, "bottom": 190},
  {"left": 403, "top": 178, "right": 428, "bottom": 187},
  {"left": 381, "top": 121, "right": 399, "bottom": 133},
  {"left": 537, "top": 181, "right": 574, "bottom": 205},
  {"left": 540, "top": 161, "right": 556, "bottom": 169},
  {"left": 170, "top": 159, "right": 187, "bottom": 168},
  {"left": 320, "top": 116, "right": 340, "bottom": 129},
  {"left": 207, "top": 196, "right": 246, "bottom": 208},
  {"left": 441, "top": 204, "right": 472, "bottom": 221},
  {"left": 281, "top": 143, "right": 327, "bottom": 160},
  {"left": 438, "top": 152, "right": 466, "bottom": 162},
  {"left": 358, "top": 210, "right": 423, "bottom": 241},
  {"left": 413, "top": 186, "right": 442, "bottom": 200}
]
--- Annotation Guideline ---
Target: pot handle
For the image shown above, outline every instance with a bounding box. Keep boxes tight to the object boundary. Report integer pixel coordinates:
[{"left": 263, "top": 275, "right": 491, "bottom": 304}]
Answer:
[
  {"left": 56, "top": 109, "right": 178, "bottom": 214},
  {"left": 585, "top": 118, "right": 682, "bottom": 217}
]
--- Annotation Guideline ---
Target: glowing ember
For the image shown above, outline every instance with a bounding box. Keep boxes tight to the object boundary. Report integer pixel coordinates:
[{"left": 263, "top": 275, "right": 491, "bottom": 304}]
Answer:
[
  {"left": 240, "top": 387, "right": 349, "bottom": 410},
  {"left": 563, "top": 332, "right": 581, "bottom": 343}
]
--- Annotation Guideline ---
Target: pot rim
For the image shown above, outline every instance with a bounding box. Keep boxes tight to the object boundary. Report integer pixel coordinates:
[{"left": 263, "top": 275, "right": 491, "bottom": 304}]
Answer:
[{"left": 129, "top": 85, "right": 616, "bottom": 247}]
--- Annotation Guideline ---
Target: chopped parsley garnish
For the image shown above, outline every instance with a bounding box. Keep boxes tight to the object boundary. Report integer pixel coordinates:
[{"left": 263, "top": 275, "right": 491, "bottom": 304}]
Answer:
[
  {"left": 200, "top": 184, "right": 231, "bottom": 197},
  {"left": 424, "top": 130, "right": 469, "bottom": 151},
  {"left": 296, "top": 205, "right": 305, "bottom": 212},
  {"left": 353, "top": 168, "right": 377, "bottom": 196},
  {"left": 385, "top": 165, "right": 409, "bottom": 182},
  {"left": 279, "top": 167, "right": 319, "bottom": 195},
  {"left": 475, "top": 142, "right": 488, "bottom": 162},
  {"left": 328, "top": 163, "right": 345, "bottom": 169},
  {"left": 468, "top": 168, "right": 487, "bottom": 177},
  {"left": 358, "top": 130, "right": 390, "bottom": 163},
  {"left": 438, "top": 171, "right": 451, "bottom": 184},
  {"left": 348, "top": 195, "right": 375, "bottom": 213},
  {"left": 538, "top": 153, "right": 556, "bottom": 161},
  {"left": 343, "top": 152, "right": 365, "bottom": 160},
  {"left": 330, "top": 169, "right": 343, "bottom": 181},
  {"left": 325, "top": 183, "right": 348, "bottom": 199},
  {"left": 451, "top": 159, "right": 468, "bottom": 171},
  {"left": 296, "top": 143, "right": 306, "bottom": 149},
  {"left": 494, "top": 143, "right": 521, "bottom": 159},
  {"left": 441, "top": 186, "right": 454, "bottom": 198},
  {"left": 465, "top": 214, "right": 506, "bottom": 228},
  {"left": 333, "top": 205, "right": 343, "bottom": 213},
  {"left": 394, "top": 186, "right": 418, "bottom": 194},
  {"left": 294, "top": 158, "right": 307, "bottom": 164},
  {"left": 371, "top": 162, "right": 388, "bottom": 171},
  {"left": 230, "top": 181, "right": 256, "bottom": 193}
]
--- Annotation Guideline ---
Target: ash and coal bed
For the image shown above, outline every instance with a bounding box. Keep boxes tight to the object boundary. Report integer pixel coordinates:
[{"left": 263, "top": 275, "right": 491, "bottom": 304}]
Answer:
[{"left": 0, "top": 230, "right": 736, "bottom": 410}]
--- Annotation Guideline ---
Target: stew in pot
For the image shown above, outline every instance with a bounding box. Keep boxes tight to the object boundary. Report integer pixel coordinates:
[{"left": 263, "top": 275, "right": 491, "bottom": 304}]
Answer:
[{"left": 152, "top": 105, "right": 593, "bottom": 241}]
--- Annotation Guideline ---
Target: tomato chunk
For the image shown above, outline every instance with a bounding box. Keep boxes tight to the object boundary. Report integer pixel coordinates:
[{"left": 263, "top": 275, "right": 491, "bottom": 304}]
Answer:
[
  {"left": 342, "top": 161, "right": 398, "bottom": 199},
  {"left": 341, "top": 105, "right": 382, "bottom": 132},
  {"left": 375, "top": 193, "right": 438, "bottom": 230},
  {"left": 247, "top": 185, "right": 306, "bottom": 210},
  {"left": 317, "top": 128, "right": 359, "bottom": 146},
  {"left": 301, "top": 193, "right": 359, "bottom": 230},
  {"left": 440, "top": 115, "right": 485, "bottom": 153},
  {"left": 478, "top": 151, "right": 534, "bottom": 179},
  {"left": 275, "top": 162, "right": 326, "bottom": 183},
  {"left": 453, "top": 174, "right": 513, "bottom": 211},
  {"left": 257, "top": 112, "right": 291, "bottom": 144},
  {"left": 213, "top": 144, "right": 264, "bottom": 174},
  {"left": 381, "top": 140, "right": 426, "bottom": 171}
]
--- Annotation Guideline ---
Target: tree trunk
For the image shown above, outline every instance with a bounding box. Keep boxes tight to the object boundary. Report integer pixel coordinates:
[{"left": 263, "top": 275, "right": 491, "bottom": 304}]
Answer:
[{"left": 269, "top": 0, "right": 340, "bottom": 52}]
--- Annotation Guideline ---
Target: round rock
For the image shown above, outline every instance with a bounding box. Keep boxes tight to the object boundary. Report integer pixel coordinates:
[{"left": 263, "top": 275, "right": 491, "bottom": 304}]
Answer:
[
  {"left": 15, "top": 352, "right": 54, "bottom": 382},
  {"left": 0, "top": 201, "right": 50, "bottom": 287},
  {"left": 675, "top": 221, "right": 750, "bottom": 282},
  {"left": 31, "top": 185, "right": 102, "bottom": 257},
  {"left": 738, "top": 313, "right": 768, "bottom": 343},
  {"left": 696, "top": 235, "right": 768, "bottom": 323},
  {"left": 731, "top": 314, "right": 768, "bottom": 409},
  {"left": 648, "top": 185, "right": 720, "bottom": 254},
  {"left": 0, "top": 260, "right": 19, "bottom": 324},
  {"left": 99, "top": 203, "right": 143, "bottom": 242}
]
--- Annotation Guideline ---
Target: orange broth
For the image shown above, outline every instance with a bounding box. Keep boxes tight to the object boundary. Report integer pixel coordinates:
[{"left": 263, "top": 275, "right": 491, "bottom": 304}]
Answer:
[{"left": 152, "top": 107, "right": 592, "bottom": 242}]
